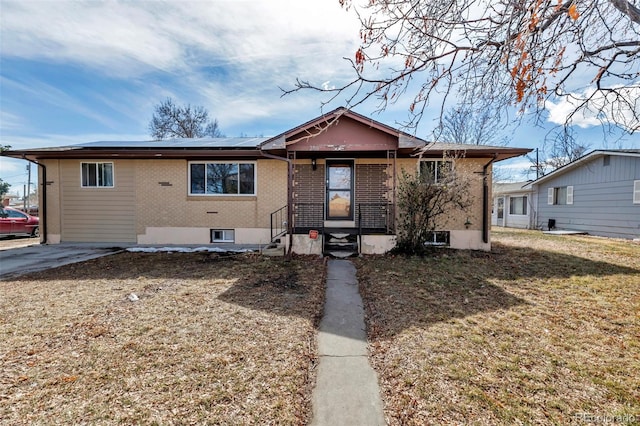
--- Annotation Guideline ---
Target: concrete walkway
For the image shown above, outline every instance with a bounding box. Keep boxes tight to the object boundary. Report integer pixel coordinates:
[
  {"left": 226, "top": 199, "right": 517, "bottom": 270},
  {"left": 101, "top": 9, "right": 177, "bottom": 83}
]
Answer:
[{"left": 311, "top": 259, "right": 385, "bottom": 425}]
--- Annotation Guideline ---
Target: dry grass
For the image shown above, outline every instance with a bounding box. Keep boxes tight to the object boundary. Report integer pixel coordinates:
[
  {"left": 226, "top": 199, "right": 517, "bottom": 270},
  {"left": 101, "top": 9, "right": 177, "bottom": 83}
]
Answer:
[
  {"left": 0, "top": 252, "right": 325, "bottom": 425},
  {"left": 356, "top": 228, "right": 640, "bottom": 425}
]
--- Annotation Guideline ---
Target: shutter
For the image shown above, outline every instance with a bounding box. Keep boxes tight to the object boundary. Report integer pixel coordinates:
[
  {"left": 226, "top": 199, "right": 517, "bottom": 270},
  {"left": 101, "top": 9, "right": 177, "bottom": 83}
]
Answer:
[
  {"left": 547, "top": 188, "right": 554, "bottom": 205},
  {"left": 634, "top": 180, "right": 640, "bottom": 204},
  {"left": 566, "top": 186, "right": 573, "bottom": 205}
]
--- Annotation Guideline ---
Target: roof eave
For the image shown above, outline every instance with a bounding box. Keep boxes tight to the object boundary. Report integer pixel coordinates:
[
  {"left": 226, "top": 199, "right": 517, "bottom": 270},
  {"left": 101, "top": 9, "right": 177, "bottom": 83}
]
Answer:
[
  {"left": 529, "top": 149, "right": 640, "bottom": 186},
  {"left": 2, "top": 148, "right": 261, "bottom": 161},
  {"left": 417, "top": 146, "right": 532, "bottom": 161}
]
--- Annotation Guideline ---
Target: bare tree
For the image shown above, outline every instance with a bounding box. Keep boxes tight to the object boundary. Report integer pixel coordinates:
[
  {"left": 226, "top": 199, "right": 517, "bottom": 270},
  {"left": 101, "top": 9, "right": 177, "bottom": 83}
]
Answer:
[
  {"left": 149, "top": 98, "right": 224, "bottom": 140},
  {"left": 287, "top": 0, "right": 640, "bottom": 133},
  {"left": 434, "top": 104, "right": 509, "bottom": 146},
  {"left": 527, "top": 127, "right": 589, "bottom": 177}
]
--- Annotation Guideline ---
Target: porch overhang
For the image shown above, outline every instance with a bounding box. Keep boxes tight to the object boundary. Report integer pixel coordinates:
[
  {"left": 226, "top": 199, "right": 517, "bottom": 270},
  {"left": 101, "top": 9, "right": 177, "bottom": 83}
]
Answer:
[{"left": 416, "top": 143, "right": 532, "bottom": 161}]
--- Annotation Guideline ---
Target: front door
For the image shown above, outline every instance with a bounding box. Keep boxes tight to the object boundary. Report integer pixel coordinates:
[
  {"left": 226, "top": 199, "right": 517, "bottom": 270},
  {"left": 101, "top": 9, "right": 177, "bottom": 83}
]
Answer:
[
  {"left": 497, "top": 197, "right": 505, "bottom": 226},
  {"left": 326, "top": 160, "right": 354, "bottom": 220}
]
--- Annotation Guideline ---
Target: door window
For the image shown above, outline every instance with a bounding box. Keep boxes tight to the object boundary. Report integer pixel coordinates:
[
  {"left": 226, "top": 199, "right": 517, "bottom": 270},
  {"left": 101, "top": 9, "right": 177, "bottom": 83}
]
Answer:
[
  {"left": 497, "top": 197, "right": 504, "bottom": 219},
  {"left": 326, "top": 162, "right": 353, "bottom": 220}
]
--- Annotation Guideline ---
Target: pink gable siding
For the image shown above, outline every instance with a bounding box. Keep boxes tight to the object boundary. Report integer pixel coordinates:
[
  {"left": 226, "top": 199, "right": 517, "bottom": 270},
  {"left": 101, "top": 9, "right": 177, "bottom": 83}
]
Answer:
[{"left": 287, "top": 116, "right": 398, "bottom": 152}]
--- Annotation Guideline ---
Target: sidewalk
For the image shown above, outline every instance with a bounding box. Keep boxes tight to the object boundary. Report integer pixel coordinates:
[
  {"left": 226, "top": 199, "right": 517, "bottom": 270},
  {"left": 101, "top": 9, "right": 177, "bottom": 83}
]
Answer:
[{"left": 310, "top": 259, "right": 385, "bottom": 425}]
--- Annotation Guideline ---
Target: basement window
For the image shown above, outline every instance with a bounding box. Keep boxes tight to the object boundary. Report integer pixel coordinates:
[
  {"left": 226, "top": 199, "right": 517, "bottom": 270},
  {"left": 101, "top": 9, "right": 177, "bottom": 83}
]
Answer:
[
  {"left": 211, "top": 229, "right": 235, "bottom": 243},
  {"left": 424, "top": 231, "right": 450, "bottom": 247}
]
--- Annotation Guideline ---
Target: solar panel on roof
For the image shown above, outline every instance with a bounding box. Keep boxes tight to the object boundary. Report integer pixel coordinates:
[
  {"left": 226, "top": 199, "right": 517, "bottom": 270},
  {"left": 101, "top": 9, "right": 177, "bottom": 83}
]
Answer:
[{"left": 73, "top": 138, "right": 270, "bottom": 149}]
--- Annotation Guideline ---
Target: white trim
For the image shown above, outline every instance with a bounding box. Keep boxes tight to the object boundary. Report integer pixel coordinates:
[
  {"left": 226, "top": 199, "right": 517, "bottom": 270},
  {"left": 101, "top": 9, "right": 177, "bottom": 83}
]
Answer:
[
  {"left": 634, "top": 180, "right": 640, "bottom": 204},
  {"left": 188, "top": 161, "right": 257, "bottom": 196},
  {"left": 418, "top": 159, "right": 454, "bottom": 183},
  {"left": 531, "top": 150, "right": 640, "bottom": 187},
  {"left": 547, "top": 188, "right": 554, "bottom": 205},
  {"left": 80, "top": 161, "right": 115, "bottom": 188},
  {"left": 211, "top": 229, "right": 235, "bottom": 243},
  {"left": 566, "top": 185, "right": 574, "bottom": 205},
  {"left": 508, "top": 195, "right": 528, "bottom": 215}
]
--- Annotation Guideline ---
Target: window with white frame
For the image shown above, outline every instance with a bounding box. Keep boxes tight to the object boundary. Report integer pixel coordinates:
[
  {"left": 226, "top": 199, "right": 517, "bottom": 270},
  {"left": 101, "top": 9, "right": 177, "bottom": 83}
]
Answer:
[
  {"left": 509, "top": 196, "right": 528, "bottom": 215},
  {"left": 189, "top": 162, "right": 256, "bottom": 195},
  {"left": 548, "top": 186, "right": 573, "bottom": 205},
  {"left": 424, "top": 231, "right": 450, "bottom": 246},
  {"left": 81, "top": 162, "right": 114, "bottom": 188},
  {"left": 419, "top": 160, "right": 453, "bottom": 183},
  {"left": 634, "top": 180, "right": 640, "bottom": 204},
  {"left": 211, "top": 229, "right": 235, "bottom": 243}
]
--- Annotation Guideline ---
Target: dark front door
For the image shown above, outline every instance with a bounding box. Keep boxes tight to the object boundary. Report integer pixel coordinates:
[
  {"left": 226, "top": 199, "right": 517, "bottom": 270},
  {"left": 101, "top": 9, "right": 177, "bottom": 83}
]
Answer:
[{"left": 326, "top": 160, "right": 354, "bottom": 220}]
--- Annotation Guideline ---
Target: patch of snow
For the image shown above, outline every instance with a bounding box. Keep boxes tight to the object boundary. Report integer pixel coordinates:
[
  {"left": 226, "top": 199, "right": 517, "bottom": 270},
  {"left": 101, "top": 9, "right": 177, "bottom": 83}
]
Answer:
[{"left": 126, "top": 247, "right": 255, "bottom": 253}]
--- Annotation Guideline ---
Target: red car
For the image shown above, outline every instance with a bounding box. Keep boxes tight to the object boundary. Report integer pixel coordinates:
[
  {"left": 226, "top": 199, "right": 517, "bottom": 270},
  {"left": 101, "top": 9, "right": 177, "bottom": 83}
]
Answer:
[{"left": 0, "top": 206, "right": 39, "bottom": 238}]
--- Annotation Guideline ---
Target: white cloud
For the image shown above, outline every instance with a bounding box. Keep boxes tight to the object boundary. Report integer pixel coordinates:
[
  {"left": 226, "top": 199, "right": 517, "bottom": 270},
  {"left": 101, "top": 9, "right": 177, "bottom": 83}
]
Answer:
[
  {"left": 0, "top": 1, "right": 361, "bottom": 79},
  {"left": 0, "top": 111, "right": 25, "bottom": 132},
  {"left": 1, "top": 0, "right": 365, "bottom": 140},
  {"left": 546, "top": 85, "right": 640, "bottom": 133},
  {"left": 0, "top": 76, "right": 120, "bottom": 129}
]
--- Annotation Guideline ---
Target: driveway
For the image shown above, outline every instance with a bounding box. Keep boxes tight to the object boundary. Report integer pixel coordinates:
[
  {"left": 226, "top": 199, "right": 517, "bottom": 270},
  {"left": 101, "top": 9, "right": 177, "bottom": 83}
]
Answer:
[{"left": 0, "top": 241, "right": 121, "bottom": 279}]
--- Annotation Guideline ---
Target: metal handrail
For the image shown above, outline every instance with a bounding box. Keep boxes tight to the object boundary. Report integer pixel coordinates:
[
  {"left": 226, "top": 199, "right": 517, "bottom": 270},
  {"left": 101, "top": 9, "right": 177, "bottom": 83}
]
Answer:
[{"left": 270, "top": 205, "right": 288, "bottom": 242}]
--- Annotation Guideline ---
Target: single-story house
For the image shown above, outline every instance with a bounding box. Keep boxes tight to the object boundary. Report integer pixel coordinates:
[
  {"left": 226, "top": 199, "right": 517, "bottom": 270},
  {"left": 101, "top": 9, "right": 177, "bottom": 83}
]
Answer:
[
  {"left": 529, "top": 149, "right": 640, "bottom": 239},
  {"left": 2, "top": 108, "right": 531, "bottom": 254},
  {"left": 491, "top": 181, "right": 535, "bottom": 229}
]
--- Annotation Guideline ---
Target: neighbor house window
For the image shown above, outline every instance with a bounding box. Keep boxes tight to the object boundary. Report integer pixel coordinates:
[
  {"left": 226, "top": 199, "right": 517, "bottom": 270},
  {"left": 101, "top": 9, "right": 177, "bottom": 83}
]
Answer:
[
  {"left": 419, "top": 160, "right": 452, "bottom": 183},
  {"left": 189, "top": 162, "right": 256, "bottom": 195},
  {"left": 548, "top": 186, "right": 573, "bottom": 205},
  {"left": 81, "top": 162, "right": 114, "bottom": 187},
  {"left": 211, "top": 229, "right": 235, "bottom": 243},
  {"left": 634, "top": 180, "right": 640, "bottom": 204},
  {"left": 509, "top": 196, "right": 528, "bottom": 215}
]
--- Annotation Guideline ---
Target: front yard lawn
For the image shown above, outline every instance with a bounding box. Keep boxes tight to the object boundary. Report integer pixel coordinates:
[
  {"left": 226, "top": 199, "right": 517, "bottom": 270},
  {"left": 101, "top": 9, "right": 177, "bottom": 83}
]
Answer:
[
  {"left": 1, "top": 252, "right": 325, "bottom": 425},
  {"left": 356, "top": 228, "right": 639, "bottom": 425},
  {"left": 2, "top": 229, "right": 638, "bottom": 425}
]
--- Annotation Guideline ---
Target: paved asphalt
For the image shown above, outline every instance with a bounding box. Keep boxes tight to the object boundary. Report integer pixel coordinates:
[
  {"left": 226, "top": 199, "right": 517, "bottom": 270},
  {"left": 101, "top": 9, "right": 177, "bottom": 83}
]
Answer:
[{"left": 0, "top": 242, "right": 121, "bottom": 279}]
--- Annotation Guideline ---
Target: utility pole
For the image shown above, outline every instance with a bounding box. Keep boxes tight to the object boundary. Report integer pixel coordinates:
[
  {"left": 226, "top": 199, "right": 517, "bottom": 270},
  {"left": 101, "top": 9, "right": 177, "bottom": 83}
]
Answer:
[
  {"left": 536, "top": 148, "right": 539, "bottom": 179},
  {"left": 26, "top": 163, "right": 32, "bottom": 213}
]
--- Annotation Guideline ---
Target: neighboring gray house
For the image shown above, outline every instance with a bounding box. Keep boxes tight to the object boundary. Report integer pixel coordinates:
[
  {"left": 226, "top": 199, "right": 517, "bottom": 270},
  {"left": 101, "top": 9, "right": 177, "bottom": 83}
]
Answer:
[
  {"left": 491, "top": 181, "right": 535, "bottom": 229},
  {"left": 530, "top": 150, "right": 640, "bottom": 239}
]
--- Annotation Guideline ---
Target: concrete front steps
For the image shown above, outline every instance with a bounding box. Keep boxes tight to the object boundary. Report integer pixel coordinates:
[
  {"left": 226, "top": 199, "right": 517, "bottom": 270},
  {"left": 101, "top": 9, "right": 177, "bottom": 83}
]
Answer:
[
  {"left": 261, "top": 229, "right": 362, "bottom": 258},
  {"left": 261, "top": 236, "right": 286, "bottom": 256},
  {"left": 324, "top": 229, "right": 358, "bottom": 258}
]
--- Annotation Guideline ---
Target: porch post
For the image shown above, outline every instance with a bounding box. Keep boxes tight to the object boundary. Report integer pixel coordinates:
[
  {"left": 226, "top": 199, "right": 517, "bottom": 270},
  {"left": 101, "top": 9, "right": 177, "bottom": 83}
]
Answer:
[{"left": 286, "top": 151, "right": 295, "bottom": 257}]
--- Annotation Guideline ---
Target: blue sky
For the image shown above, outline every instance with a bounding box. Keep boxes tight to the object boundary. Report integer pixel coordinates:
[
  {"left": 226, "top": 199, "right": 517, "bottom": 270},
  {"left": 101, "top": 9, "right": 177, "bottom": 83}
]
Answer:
[{"left": 1, "top": 0, "right": 638, "bottom": 197}]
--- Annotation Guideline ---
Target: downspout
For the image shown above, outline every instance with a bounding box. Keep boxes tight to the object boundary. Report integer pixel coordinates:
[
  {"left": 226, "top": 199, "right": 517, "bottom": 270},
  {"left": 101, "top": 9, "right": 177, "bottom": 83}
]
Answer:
[
  {"left": 26, "top": 157, "right": 47, "bottom": 244},
  {"left": 260, "top": 150, "right": 293, "bottom": 259},
  {"left": 482, "top": 155, "right": 498, "bottom": 244}
]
